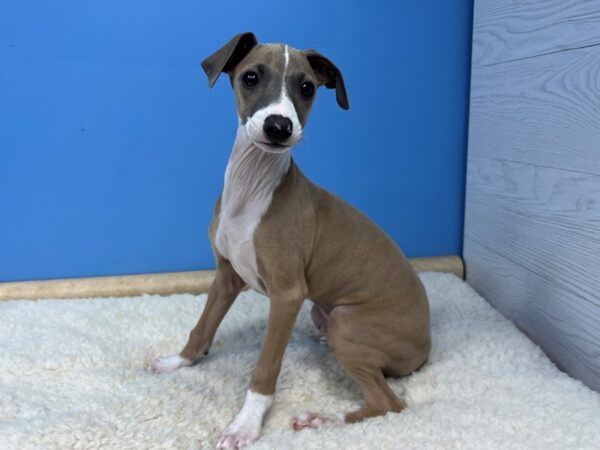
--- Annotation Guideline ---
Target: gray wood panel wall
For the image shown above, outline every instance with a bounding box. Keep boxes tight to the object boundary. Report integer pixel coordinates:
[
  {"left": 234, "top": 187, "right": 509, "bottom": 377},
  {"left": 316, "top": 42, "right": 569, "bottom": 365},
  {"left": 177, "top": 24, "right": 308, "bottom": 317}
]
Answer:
[{"left": 464, "top": 0, "right": 600, "bottom": 391}]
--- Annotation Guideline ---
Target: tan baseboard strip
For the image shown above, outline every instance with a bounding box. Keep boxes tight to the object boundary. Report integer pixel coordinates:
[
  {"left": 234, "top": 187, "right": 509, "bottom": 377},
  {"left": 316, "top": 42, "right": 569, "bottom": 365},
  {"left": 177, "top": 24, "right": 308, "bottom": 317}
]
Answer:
[
  {"left": 409, "top": 255, "right": 463, "bottom": 278},
  {"left": 0, "top": 255, "right": 463, "bottom": 301},
  {"left": 0, "top": 271, "right": 217, "bottom": 302}
]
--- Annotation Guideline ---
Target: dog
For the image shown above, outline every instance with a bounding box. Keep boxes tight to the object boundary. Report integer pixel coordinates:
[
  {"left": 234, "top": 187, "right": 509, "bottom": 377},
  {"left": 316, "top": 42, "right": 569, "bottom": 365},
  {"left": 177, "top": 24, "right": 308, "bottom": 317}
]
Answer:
[{"left": 150, "top": 32, "right": 431, "bottom": 449}]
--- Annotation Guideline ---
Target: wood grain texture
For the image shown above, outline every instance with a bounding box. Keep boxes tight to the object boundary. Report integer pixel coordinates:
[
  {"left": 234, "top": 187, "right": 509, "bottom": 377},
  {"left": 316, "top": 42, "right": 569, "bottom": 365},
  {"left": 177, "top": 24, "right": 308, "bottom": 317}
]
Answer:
[
  {"left": 463, "top": 130, "right": 600, "bottom": 390},
  {"left": 472, "top": 0, "right": 600, "bottom": 67},
  {"left": 465, "top": 158, "right": 600, "bottom": 315},
  {"left": 465, "top": 130, "right": 600, "bottom": 392},
  {"left": 469, "top": 46, "right": 600, "bottom": 175},
  {"left": 467, "top": 0, "right": 600, "bottom": 391},
  {"left": 464, "top": 239, "right": 600, "bottom": 391}
]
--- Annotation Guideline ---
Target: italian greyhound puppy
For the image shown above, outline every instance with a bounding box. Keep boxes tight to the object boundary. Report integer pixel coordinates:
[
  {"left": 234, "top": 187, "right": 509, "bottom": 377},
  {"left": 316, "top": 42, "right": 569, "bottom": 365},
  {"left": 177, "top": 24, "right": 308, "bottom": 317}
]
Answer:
[{"left": 150, "top": 32, "right": 431, "bottom": 449}]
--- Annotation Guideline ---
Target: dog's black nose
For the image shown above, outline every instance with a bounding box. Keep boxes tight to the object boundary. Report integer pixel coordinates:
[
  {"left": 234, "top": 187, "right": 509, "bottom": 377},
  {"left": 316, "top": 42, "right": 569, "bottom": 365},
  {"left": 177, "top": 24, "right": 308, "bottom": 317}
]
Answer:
[{"left": 263, "top": 114, "right": 293, "bottom": 144}]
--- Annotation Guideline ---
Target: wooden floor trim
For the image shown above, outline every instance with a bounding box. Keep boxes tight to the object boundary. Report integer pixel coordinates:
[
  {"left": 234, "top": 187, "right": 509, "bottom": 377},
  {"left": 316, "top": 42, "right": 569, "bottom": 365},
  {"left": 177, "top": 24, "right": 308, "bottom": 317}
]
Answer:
[{"left": 0, "top": 255, "right": 463, "bottom": 301}]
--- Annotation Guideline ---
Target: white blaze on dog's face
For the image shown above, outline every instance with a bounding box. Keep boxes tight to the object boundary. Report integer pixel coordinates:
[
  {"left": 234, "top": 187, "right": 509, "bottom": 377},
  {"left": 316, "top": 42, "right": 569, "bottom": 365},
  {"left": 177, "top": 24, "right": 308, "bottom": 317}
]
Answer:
[{"left": 201, "top": 33, "right": 349, "bottom": 153}]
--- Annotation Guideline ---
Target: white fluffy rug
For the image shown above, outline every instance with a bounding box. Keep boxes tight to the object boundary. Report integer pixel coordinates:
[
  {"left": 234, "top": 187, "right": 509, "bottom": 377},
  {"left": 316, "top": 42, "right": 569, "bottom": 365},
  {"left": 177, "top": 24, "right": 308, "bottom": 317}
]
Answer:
[{"left": 1, "top": 272, "right": 599, "bottom": 449}]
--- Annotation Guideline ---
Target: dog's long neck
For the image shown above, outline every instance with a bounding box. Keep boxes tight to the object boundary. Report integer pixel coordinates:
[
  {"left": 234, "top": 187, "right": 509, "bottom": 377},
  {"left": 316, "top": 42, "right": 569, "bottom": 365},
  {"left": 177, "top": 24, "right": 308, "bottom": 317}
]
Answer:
[{"left": 222, "top": 124, "right": 291, "bottom": 215}]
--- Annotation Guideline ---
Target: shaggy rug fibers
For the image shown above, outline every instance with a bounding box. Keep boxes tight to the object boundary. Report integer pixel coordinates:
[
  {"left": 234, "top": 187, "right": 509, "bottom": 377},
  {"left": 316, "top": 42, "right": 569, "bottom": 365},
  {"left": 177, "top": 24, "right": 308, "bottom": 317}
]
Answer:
[{"left": 1, "top": 272, "right": 599, "bottom": 449}]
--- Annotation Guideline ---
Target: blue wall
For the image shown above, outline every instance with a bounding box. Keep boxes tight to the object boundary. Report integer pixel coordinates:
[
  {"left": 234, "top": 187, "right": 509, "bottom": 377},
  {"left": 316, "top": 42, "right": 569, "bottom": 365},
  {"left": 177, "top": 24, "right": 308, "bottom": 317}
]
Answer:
[{"left": 0, "top": 1, "right": 473, "bottom": 282}]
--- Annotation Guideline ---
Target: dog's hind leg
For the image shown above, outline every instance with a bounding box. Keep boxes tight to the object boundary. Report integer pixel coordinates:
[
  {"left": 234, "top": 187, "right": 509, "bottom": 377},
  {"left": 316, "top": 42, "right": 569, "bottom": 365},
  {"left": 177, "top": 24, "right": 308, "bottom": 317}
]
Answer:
[
  {"left": 293, "top": 304, "right": 408, "bottom": 430},
  {"left": 293, "top": 347, "right": 404, "bottom": 429},
  {"left": 149, "top": 255, "right": 245, "bottom": 373}
]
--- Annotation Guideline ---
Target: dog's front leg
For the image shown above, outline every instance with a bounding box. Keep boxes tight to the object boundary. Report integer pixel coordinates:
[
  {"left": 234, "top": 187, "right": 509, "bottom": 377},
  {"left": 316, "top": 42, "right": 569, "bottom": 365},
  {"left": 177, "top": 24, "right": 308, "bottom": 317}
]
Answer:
[
  {"left": 149, "top": 256, "right": 245, "bottom": 373},
  {"left": 216, "top": 285, "right": 305, "bottom": 450}
]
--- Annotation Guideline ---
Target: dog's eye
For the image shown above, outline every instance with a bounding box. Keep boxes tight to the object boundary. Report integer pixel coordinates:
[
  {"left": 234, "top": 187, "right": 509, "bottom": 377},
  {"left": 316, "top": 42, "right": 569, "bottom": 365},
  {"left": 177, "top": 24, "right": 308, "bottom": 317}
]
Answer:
[
  {"left": 242, "top": 71, "right": 259, "bottom": 87},
  {"left": 300, "top": 81, "right": 315, "bottom": 98}
]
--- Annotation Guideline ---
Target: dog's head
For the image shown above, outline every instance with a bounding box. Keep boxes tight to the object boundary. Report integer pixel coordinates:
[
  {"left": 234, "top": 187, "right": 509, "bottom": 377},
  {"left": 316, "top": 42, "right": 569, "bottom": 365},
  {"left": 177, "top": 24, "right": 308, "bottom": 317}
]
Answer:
[{"left": 202, "top": 32, "right": 349, "bottom": 153}]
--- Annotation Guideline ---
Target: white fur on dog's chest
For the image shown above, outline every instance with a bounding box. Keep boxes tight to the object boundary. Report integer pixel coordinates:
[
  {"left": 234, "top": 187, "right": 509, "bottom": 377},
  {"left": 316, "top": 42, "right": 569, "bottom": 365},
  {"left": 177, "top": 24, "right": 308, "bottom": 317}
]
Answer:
[
  {"left": 215, "top": 126, "right": 290, "bottom": 293},
  {"left": 216, "top": 200, "right": 268, "bottom": 293}
]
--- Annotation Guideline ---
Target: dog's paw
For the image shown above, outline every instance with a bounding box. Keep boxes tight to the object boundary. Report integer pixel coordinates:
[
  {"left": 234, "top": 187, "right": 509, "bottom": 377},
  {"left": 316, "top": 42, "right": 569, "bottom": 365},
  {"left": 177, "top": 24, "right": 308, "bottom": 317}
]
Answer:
[
  {"left": 216, "top": 425, "right": 259, "bottom": 450},
  {"left": 292, "top": 411, "right": 343, "bottom": 431},
  {"left": 147, "top": 354, "right": 192, "bottom": 373},
  {"left": 216, "top": 390, "right": 271, "bottom": 449}
]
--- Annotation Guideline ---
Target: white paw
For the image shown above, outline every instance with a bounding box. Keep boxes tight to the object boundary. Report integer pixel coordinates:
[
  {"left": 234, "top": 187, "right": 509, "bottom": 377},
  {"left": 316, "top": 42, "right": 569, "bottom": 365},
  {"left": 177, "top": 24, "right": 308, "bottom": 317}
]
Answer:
[
  {"left": 292, "top": 411, "right": 343, "bottom": 431},
  {"left": 148, "top": 354, "right": 192, "bottom": 373},
  {"left": 216, "top": 390, "right": 272, "bottom": 449},
  {"left": 216, "top": 424, "right": 260, "bottom": 450}
]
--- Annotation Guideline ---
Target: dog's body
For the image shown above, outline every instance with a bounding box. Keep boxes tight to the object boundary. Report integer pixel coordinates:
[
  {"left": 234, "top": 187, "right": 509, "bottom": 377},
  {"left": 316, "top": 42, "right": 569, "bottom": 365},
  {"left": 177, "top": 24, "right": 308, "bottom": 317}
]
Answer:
[{"left": 150, "top": 33, "right": 431, "bottom": 449}]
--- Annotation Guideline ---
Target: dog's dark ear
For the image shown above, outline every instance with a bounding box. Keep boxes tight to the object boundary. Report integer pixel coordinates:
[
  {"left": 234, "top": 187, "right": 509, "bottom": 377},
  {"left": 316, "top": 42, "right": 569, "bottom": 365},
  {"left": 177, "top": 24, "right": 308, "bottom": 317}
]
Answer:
[
  {"left": 201, "top": 32, "right": 258, "bottom": 88},
  {"left": 305, "top": 50, "right": 349, "bottom": 110}
]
